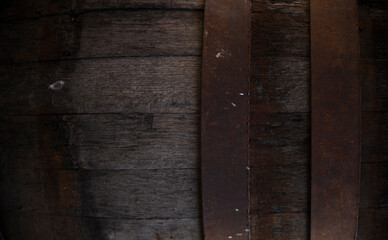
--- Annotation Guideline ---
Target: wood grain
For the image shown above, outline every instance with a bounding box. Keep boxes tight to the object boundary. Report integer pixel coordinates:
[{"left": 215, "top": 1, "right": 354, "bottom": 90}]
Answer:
[
  {"left": 250, "top": 213, "right": 308, "bottom": 240},
  {"left": 249, "top": 0, "right": 388, "bottom": 239},
  {"left": 249, "top": 113, "right": 310, "bottom": 239},
  {"left": 0, "top": 113, "right": 199, "bottom": 170},
  {"left": 0, "top": 10, "right": 203, "bottom": 63},
  {"left": 252, "top": 0, "right": 309, "bottom": 15},
  {"left": 0, "top": 0, "right": 204, "bottom": 21},
  {"left": 358, "top": 206, "right": 388, "bottom": 240},
  {"left": 250, "top": 57, "right": 310, "bottom": 113},
  {"left": 358, "top": 2, "right": 388, "bottom": 60},
  {"left": 251, "top": 5, "right": 309, "bottom": 58},
  {"left": 360, "top": 59, "right": 388, "bottom": 112},
  {"left": 358, "top": 1, "right": 388, "bottom": 239},
  {"left": 1, "top": 0, "right": 385, "bottom": 239},
  {"left": 357, "top": 162, "right": 388, "bottom": 240},
  {"left": 361, "top": 112, "right": 388, "bottom": 163},
  {"left": 0, "top": 168, "right": 201, "bottom": 219},
  {"left": 358, "top": 112, "right": 388, "bottom": 240},
  {"left": 115, "top": 218, "right": 202, "bottom": 240},
  {"left": 359, "top": 162, "right": 388, "bottom": 209},
  {"left": 0, "top": 56, "right": 200, "bottom": 114},
  {"left": 0, "top": 213, "right": 202, "bottom": 240},
  {"left": 250, "top": 112, "right": 310, "bottom": 167},
  {"left": 250, "top": 165, "right": 309, "bottom": 215},
  {"left": 0, "top": 1, "right": 203, "bottom": 239},
  {"left": 249, "top": 0, "right": 310, "bottom": 238}
]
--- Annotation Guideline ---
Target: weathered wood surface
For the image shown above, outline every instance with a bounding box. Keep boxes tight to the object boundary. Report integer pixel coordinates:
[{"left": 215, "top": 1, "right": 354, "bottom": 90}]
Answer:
[
  {"left": 250, "top": 112, "right": 310, "bottom": 167},
  {"left": 250, "top": 213, "right": 308, "bottom": 240},
  {"left": 359, "top": 113, "right": 388, "bottom": 238},
  {"left": 361, "top": 112, "right": 388, "bottom": 164},
  {"left": 250, "top": 57, "right": 310, "bottom": 113},
  {"left": 250, "top": 112, "right": 387, "bottom": 235},
  {"left": 358, "top": 207, "right": 388, "bottom": 240},
  {"left": 358, "top": 1, "right": 388, "bottom": 239},
  {"left": 0, "top": 57, "right": 200, "bottom": 114},
  {"left": 359, "top": 2, "right": 388, "bottom": 60},
  {"left": 0, "top": 1, "right": 202, "bottom": 239},
  {"left": 0, "top": 213, "right": 202, "bottom": 240},
  {"left": 0, "top": 169, "right": 201, "bottom": 218},
  {"left": 250, "top": 1, "right": 387, "bottom": 239},
  {"left": 360, "top": 59, "right": 388, "bottom": 112},
  {"left": 249, "top": 0, "right": 310, "bottom": 238},
  {"left": 0, "top": 10, "right": 203, "bottom": 63},
  {"left": 249, "top": 105, "right": 387, "bottom": 240},
  {"left": 250, "top": 51, "right": 387, "bottom": 114},
  {"left": 250, "top": 164, "right": 308, "bottom": 214},
  {"left": 0, "top": 114, "right": 199, "bottom": 170},
  {"left": 0, "top": 0, "right": 204, "bottom": 21},
  {"left": 0, "top": 0, "right": 386, "bottom": 239},
  {"left": 252, "top": 0, "right": 308, "bottom": 14},
  {"left": 251, "top": 1, "right": 310, "bottom": 58},
  {"left": 250, "top": 113, "right": 309, "bottom": 240}
]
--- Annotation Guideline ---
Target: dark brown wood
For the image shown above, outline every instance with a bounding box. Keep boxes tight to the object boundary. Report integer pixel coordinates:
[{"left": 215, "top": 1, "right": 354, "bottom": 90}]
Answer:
[
  {"left": 250, "top": 1, "right": 386, "bottom": 239},
  {"left": 310, "top": 0, "right": 361, "bottom": 239},
  {"left": 1, "top": 0, "right": 386, "bottom": 239},
  {"left": 201, "top": 0, "right": 250, "bottom": 239},
  {"left": 251, "top": 10, "right": 309, "bottom": 58},
  {"left": 357, "top": 1, "right": 388, "bottom": 239},
  {"left": 250, "top": 57, "right": 310, "bottom": 113},
  {"left": 249, "top": 112, "right": 310, "bottom": 240},
  {"left": 0, "top": 0, "right": 204, "bottom": 21},
  {"left": 0, "top": 11, "right": 203, "bottom": 63},
  {"left": 0, "top": 213, "right": 202, "bottom": 240},
  {"left": 0, "top": 169, "right": 201, "bottom": 218},
  {"left": 359, "top": 2, "right": 388, "bottom": 112},
  {"left": 249, "top": 0, "right": 310, "bottom": 239},
  {"left": 251, "top": 213, "right": 308, "bottom": 240},
  {"left": 0, "top": 2, "right": 203, "bottom": 239},
  {"left": 250, "top": 163, "right": 309, "bottom": 214},
  {"left": 250, "top": 112, "right": 310, "bottom": 167},
  {"left": 0, "top": 57, "right": 200, "bottom": 114},
  {"left": 252, "top": 0, "right": 308, "bottom": 15},
  {"left": 0, "top": 114, "right": 199, "bottom": 170}
]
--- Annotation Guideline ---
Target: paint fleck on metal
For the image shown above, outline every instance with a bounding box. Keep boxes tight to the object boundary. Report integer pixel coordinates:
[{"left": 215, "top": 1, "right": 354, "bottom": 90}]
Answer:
[{"left": 201, "top": 0, "right": 251, "bottom": 239}]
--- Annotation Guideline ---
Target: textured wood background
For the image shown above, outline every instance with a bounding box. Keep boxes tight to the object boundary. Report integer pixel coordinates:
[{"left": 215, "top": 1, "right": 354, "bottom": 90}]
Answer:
[
  {"left": 358, "top": 1, "right": 388, "bottom": 239},
  {"left": 0, "top": 0, "right": 204, "bottom": 239},
  {"left": 249, "top": 0, "right": 387, "bottom": 239},
  {"left": 250, "top": 1, "right": 310, "bottom": 239},
  {"left": 0, "top": 0, "right": 387, "bottom": 239}
]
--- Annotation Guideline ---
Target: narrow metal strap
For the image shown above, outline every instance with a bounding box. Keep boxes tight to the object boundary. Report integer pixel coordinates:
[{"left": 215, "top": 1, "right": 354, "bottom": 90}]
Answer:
[
  {"left": 201, "top": 0, "right": 251, "bottom": 239},
  {"left": 310, "top": 0, "right": 361, "bottom": 239}
]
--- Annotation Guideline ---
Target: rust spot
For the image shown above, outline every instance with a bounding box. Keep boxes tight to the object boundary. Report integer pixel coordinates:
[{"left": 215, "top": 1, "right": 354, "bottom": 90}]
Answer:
[
  {"left": 156, "top": 233, "right": 162, "bottom": 240},
  {"left": 44, "top": 170, "right": 80, "bottom": 212},
  {"left": 51, "top": 152, "right": 63, "bottom": 166}
]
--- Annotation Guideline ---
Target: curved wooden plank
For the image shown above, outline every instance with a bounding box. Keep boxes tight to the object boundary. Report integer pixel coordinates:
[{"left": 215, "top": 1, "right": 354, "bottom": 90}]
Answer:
[
  {"left": 0, "top": 0, "right": 204, "bottom": 21},
  {"left": 0, "top": 11, "right": 203, "bottom": 63}
]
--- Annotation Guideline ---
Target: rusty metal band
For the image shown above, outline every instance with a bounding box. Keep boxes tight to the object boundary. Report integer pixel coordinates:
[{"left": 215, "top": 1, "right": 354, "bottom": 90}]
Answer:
[
  {"left": 310, "top": 0, "right": 361, "bottom": 239},
  {"left": 201, "top": 0, "right": 251, "bottom": 239}
]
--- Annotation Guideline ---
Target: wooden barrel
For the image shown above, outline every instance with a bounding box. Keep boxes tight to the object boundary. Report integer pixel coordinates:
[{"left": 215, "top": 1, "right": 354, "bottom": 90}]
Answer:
[
  {"left": 0, "top": 0, "right": 387, "bottom": 239},
  {"left": 0, "top": 1, "right": 203, "bottom": 239}
]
